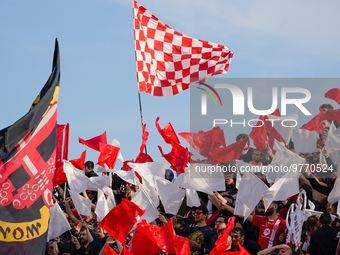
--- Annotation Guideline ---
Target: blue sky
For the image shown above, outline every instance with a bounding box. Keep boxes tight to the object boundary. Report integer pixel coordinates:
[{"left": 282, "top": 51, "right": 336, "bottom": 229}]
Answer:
[{"left": 1, "top": 0, "right": 339, "bottom": 171}]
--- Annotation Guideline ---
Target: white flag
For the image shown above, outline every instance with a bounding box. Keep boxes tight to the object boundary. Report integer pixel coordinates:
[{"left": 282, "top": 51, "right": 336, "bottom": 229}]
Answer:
[
  {"left": 156, "top": 178, "right": 186, "bottom": 215},
  {"left": 174, "top": 169, "right": 214, "bottom": 195},
  {"left": 328, "top": 176, "right": 340, "bottom": 204},
  {"left": 69, "top": 190, "right": 92, "bottom": 217},
  {"left": 293, "top": 129, "right": 317, "bottom": 154},
  {"left": 47, "top": 203, "right": 71, "bottom": 241},
  {"left": 110, "top": 139, "right": 124, "bottom": 162},
  {"left": 234, "top": 172, "right": 268, "bottom": 221},
  {"left": 87, "top": 176, "right": 111, "bottom": 191},
  {"left": 131, "top": 189, "right": 159, "bottom": 226},
  {"left": 268, "top": 114, "right": 298, "bottom": 144},
  {"left": 186, "top": 189, "right": 201, "bottom": 207},
  {"left": 263, "top": 170, "right": 300, "bottom": 210},
  {"left": 95, "top": 188, "right": 110, "bottom": 222},
  {"left": 63, "top": 160, "right": 88, "bottom": 193},
  {"left": 129, "top": 161, "right": 166, "bottom": 179}
]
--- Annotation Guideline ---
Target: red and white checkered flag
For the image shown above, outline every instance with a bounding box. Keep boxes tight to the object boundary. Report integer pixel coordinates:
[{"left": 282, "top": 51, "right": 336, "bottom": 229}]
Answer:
[{"left": 133, "top": 1, "right": 234, "bottom": 96}]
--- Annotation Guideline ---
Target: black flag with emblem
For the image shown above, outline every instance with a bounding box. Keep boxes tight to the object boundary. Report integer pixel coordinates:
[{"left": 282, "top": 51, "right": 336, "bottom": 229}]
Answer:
[{"left": 0, "top": 39, "right": 60, "bottom": 254}]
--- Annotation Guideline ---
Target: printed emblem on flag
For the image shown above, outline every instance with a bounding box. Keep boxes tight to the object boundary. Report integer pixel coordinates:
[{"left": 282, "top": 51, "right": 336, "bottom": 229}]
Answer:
[{"left": 0, "top": 39, "right": 60, "bottom": 254}]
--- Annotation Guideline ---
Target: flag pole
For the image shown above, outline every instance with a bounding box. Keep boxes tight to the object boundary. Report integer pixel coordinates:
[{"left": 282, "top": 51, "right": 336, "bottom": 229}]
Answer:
[
  {"left": 134, "top": 0, "right": 147, "bottom": 155},
  {"left": 137, "top": 90, "right": 147, "bottom": 154}
]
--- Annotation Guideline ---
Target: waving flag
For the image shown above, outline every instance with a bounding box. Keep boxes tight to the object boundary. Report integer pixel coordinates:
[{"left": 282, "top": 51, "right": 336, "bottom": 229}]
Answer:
[
  {"left": 78, "top": 131, "right": 107, "bottom": 151},
  {"left": 0, "top": 39, "right": 60, "bottom": 254},
  {"left": 53, "top": 123, "right": 69, "bottom": 186},
  {"left": 133, "top": 0, "right": 233, "bottom": 96},
  {"left": 325, "top": 88, "right": 340, "bottom": 105}
]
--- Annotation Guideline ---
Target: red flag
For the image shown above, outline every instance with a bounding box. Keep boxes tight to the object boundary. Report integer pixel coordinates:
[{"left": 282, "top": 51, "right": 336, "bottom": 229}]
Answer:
[
  {"left": 105, "top": 246, "right": 132, "bottom": 255},
  {"left": 267, "top": 127, "right": 286, "bottom": 154},
  {"left": 206, "top": 210, "right": 221, "bottom": 226},
  {"left": 249, "top": 115, "right": 268, "bottom": 151},
  {"left": 97, "top": 143, "right": 120, "bottom": 169},
  {"left": 301, "top": 106, "right": 324, "bottom": 134},
  {"left": 210, "top": 138, "right": 248, "bottom": 163},
  {"left": 79, "top": 131, "right": 107, "bottom": 151},
  {"left": 104, "top": 246, "right": 119, "bottom": 255},
  {"left": 69, "top": 150, "right": 87, "bottom": 170},
  {"left": 210, "top": 217, "right": 235, "bottom": 255},
  {"left": 135, "top": 152, "right": 153, "bottom": 164},
  {"left": 139, "top": 124, "right": 149, "bottom": 153},
  {"left": 325, "top": 88, "right": 340, "bottom": 105},
  {"left": 226, "top": 243, "right": 251, "bottom": 255},
  {"left": 99, "top": 198, "right": 146, "bottom": 245},
  {"left": 54, "top": 123, "right": 69, "bottom": 186},
  {"left": 122, "top": 160, "right": 134, "bottom": 171},
  {"left": 159, "top": 144, "right": 189, "bottom": 175},
  {"left": 174, "top": 235, "right": 190, "bottom": 255},
  {"left": 323, "top": 109, "right": 340, "bottom": 123},
  {"left": 128, "top": 226, "right": 161, "bottom": 255},
  {"left": 156, "top": 117, "right": 180, "bottom": 144},
  {"left": 133, "top": 0, "right": 233, "bottom": 96},
  {"left": 264, "top": 109, "right": 281, "bottom": 131},
  {"left": 132, "top": 219, "right": 176, "bottom": 253},
  {"left": 179, "top": 126, "right": 226, "bottom": 158}
]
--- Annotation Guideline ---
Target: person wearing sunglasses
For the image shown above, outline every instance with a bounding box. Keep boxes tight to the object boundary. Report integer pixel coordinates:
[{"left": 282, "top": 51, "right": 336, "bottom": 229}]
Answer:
[{"left": 178, "top": 205, "right": 216, "bottom": 255}]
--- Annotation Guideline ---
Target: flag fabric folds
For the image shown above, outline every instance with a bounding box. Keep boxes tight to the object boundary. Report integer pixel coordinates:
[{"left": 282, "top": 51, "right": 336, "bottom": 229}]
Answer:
[
  {"left": 210, "top": 138, "right": 248, "bottom": 163},
  {"left": 133, "top": 0, "right": 233, "bottom": 96},
  {"left": 179, "top": 126, "right": 226, "bottom": 159},
  {"left": 78, "top": 131, "right": 107, "bottom": 151},
  {"left": 0, "top": 39, "right": 60, "bottom": 254},
  {"left": 249, "top": 115, "right": 267, "bottom": 151},
  {"left": 325, "top": 88, "right": 340, "bottom": 105},
  {"left": 47, "top": 202, "right": 72, "bottom": 241},
  {"left": 301, "top": 106, "right": 324, "bottom": 134},
  {"left": 99, "top": 198, "right": 146, "bottom": 245},
  {"left": 97, "top": 143, "right": 120, "bottom": 169},
  {"left": 69, "top": 150, "right": 87, "bottom": 170},
  {"left": 53, "top": 123, "right": 69, "bottom": 186}
]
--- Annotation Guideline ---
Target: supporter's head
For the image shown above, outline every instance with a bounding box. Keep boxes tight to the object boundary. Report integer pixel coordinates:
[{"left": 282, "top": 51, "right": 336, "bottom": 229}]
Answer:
[
  {"left": 222, "top": 194, "right": 234, "bottom": 205},
  {"left": 46, "top": 241, "right": 59, "bottom": 255},
  {"left": 320, "top": 212, "right": 332, "bottom": 225},
  {"left": 321, "top": 104, "right": 333, "bottom": 114},
  {"left": 265, "top": 201, "right": 279, "bottom": 216},
  {"left": 125, "top": 185, "right": 136, "bottom": 199},
  {"left": 236, "top": 133, "right": 249, "bottom": 148},
  {"left": 312, "top": 149, "right": 321, "bottom": 163},
  {"left": 305, "top": 215, "right": 320, "bottom": 234},
  {"left": 215, "top": 216, "right": 228, "bottom": 234},
  {"left": 191, "top": 205, "right": 208, "bottom": 223},
  {"left": 322, "top": 119, "right": 332, "bottom": 128},
  {"left": 84, "top": 161, "right": 94, "bottom": 174},
  {"left": 86, "top": 190, "right": 95, "bottom": 200},
  {"left": 251, "top": 149, "right": 262, "bottom": 163},
  {"left": 79, "top": 226, "right": 89, "bottom": 244},
  {"left": 165, "top": 169, "right": 174, "bottom": 182},
  {"left": 84, "top": 211, "right": 96, "bottom": 224},
  {"left": 278, "top": 245, "right": 293, "bottom": 255},
  {"left": 325, "top": 203, "right": 337, "bottom": 216},
  {"left": 174, "top": 217, "right": 185, "bottom": 233},
  {"left": 224, "top": 172, "right": 235, "bottom": 185},
  {"left": 230, "top": 227, "right": 245, "bottom": 246}
]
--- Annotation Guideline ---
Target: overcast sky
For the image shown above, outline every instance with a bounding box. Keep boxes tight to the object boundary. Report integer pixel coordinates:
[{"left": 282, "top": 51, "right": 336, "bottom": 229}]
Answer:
[{"left": 1, "top": 0, "right": 339, "bottom": 171}]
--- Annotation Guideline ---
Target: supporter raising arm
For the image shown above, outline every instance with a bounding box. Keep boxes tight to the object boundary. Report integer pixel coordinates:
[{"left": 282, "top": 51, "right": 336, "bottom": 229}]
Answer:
[{"left": 213, "top": 192, "right": 286, "bottom": 250}]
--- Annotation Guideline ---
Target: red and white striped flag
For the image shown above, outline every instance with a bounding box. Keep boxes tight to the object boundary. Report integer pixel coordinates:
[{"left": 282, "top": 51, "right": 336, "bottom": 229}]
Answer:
[{"left": 133, "top": 0, "right": 233, "bottom": 96}]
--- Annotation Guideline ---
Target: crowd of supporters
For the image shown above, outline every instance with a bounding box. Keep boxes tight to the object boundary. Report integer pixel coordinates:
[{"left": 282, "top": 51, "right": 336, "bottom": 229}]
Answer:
[{"left": 46, "top": 104, "right": 340, "bottom": 255}]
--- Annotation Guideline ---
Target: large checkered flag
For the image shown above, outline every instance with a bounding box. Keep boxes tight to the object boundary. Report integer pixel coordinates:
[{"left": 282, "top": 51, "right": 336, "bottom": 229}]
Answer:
[{"left": 134, "top": 0, "right": 233, "bottom": 96}]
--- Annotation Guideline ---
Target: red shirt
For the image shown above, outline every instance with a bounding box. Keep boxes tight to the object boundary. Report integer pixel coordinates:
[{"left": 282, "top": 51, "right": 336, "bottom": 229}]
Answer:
[{"left": 253, "top": 215, "right": 286, "bottom": 249}]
